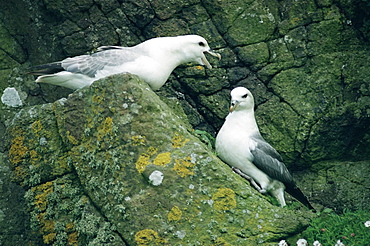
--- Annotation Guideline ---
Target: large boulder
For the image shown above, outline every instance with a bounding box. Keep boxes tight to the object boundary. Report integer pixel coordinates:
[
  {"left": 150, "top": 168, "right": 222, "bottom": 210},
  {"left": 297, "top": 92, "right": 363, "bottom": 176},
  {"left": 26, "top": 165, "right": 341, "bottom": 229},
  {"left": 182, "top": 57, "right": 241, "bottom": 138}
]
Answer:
[{"left": 5, "top": 74, "right": 313, "bottom": 245}]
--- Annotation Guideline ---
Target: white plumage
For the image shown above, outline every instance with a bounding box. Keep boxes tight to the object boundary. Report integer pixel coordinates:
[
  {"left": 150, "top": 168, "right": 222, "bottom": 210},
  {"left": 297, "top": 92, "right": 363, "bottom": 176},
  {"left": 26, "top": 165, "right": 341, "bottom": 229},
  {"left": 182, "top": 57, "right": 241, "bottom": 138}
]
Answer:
[
  {"left": 29, "top": 35, "right": 221, "bottom": 90},
  {"left": 216, "top": 87, "right": 314, "bottom": 210}
]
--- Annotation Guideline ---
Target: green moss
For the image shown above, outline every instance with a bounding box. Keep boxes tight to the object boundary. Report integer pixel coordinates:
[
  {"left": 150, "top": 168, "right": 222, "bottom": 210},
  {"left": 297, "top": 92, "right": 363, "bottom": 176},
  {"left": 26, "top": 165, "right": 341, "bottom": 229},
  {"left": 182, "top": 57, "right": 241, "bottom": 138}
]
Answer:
[
  {"left": 225, "top": 0, "right": 278, "bottom": 45},
  {"left": 235, "top": 42, "right": 269, "bottom": 68}
]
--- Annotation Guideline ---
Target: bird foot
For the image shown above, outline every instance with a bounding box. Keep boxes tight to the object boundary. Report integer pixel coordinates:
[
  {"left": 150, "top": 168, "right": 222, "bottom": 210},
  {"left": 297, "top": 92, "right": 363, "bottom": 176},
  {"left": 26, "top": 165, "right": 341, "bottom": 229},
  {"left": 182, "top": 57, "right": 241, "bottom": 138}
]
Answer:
[{"left": 232, "top": 167, "right": 266, "bottom": 193}]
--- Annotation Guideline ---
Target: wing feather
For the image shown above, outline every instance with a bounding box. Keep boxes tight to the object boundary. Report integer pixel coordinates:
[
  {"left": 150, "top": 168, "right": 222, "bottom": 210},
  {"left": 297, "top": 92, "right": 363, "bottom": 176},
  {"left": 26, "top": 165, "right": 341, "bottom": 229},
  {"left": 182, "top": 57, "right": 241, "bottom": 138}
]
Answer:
[
  {"left": 249, "top": 135, "right": 294, "bottom": 185},
  {"left": 250, "top": 135, "right": 315, "bottom": 210},
  {"left": 60, "top": 46, "right": 146, "bottom": 77}
]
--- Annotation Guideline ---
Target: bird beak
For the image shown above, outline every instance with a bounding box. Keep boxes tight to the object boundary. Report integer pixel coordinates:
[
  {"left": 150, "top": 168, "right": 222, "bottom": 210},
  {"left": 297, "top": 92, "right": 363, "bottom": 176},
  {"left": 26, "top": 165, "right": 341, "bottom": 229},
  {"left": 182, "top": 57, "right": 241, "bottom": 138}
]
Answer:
[
  {"left": 229, "top": 100, "right": 240, "bottom": 112},
  {"left": 202, "top": 50, "right": 221, "bottom": 69}
]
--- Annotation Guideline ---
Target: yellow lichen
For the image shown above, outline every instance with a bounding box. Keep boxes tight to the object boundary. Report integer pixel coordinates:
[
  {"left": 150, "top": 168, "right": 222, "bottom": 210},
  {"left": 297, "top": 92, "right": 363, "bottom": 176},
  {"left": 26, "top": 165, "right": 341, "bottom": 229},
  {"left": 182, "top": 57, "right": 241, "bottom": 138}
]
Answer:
[
  {"left": 92, "top": 94, "right": 104, "bottom": 104},
  {"left": 66, "top": 131, "right": 79, "bottom": 145},
  {"left": 13, "top": 166, "right": 26, "bottom": 180},
  {"left": 168, "top": 205, "right": 182, "bottom": 222},
  {"left": 131, "top": 135, "right": 147, "bottom": 146},
  {"left": 31, "top": 120, "right": 43, "bottom": 136},
  {"left": 214, "top": 237, "right": 231, "bottom": 246},
  {"left": 134, "top": 229, "right": 166, "bottom": 245},
  {"left": 153, "top": 152, "right": 171, "bottom": 166},
  {"left": 34, "top": 182, "right": 54, "bottom": 211},
  {"left": 43, "top": 233, "right": 56, "bottom": 244},
  {"left": 135, "top": 154, "right": 151, "bottom": 173},
  {"left": 212, "top": 188, "right": 237, "bottom": 211},
  {"left": 171, "top": 132, "right": 190, "bottom": 148},
  {"left": 30, "top": 149, "right": 40, "bottom": 163},
  {"left": 146, "top": 146, "right": 158, "bottom": 156},
  {"left": 135, "top": 147, "right": 158, "bottom": 173},
  {"left": 173, "top": 157, "right": 196, "bottom": 177},
  {"left": 97, "top": 117, "right": 113, "bottom": 141},
  {"left": 65, "top": 222, "right": 78, "bottom": 245},
  {"left": 67, "top": 231, "right": 78, "bottom": 246},
  {"left": 65, "top": 222, "right": 74, "bottom": 231},
  {"left": 9, "top": 134, "right": 28, "bottom": 164},
  {"left": 51, "top": 155, "right": 71, "bottom": 176},
  {"left": 37, "top": 212, "right": 56, "bottom": 244}
]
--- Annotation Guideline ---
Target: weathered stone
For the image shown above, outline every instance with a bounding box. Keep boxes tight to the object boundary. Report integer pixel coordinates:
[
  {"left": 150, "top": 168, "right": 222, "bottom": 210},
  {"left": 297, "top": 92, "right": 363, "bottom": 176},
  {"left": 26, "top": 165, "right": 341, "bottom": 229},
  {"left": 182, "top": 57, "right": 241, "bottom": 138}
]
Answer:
[
  {"left": 202, "top": 0, "right": 255, "bottom": 35},
  {"left": 277, "top": 0, "right": 322, "bottom": 34},
  {"left": 0, "top": 153, "right": 44, "bottom": 245},
  {"left": 144, "top": 18, "right": 191, "bottom": 37},
  {"left": 295, "top": 160, "right": 370, "bottom": 212},
  {"left": 6, "top": 74, "right": 313, "bottom": 245},
  {"left": 121, "top": 0, "right": 155, "bottom": 29},
  {"left": 224, "top": 0, "right": 279, "bottom": 46},
  {"left": 235, "top": 42, "right": 270, "bottom": 70}
]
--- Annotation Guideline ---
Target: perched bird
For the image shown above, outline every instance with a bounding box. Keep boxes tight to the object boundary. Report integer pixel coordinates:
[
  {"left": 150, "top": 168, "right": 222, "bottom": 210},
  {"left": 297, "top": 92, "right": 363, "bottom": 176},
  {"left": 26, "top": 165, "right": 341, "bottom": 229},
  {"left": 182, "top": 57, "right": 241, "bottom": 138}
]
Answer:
[
  {"left": 28, "top": 35, "right": 221, "bottom": 90},
  {"left": 216, "top": 87, "right": 314, "bottom": 210}
]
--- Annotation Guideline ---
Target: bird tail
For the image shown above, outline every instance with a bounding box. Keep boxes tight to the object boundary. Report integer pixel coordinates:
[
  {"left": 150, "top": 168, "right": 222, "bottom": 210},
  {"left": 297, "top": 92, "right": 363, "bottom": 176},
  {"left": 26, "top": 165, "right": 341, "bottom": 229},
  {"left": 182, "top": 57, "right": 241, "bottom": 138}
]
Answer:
[
  {"left": 285, "top": 185, "right": 316, "bottom": 212},
  {"left": 27, "top": 62, "right": 64, "bottom": 76}
]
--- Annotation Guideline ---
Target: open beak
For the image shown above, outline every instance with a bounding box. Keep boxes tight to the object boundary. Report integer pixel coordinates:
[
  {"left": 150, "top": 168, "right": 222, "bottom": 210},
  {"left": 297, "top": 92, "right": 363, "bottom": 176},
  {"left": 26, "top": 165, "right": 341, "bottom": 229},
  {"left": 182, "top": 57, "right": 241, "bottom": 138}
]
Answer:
[
  {"left": 229, "top": 100, "right": 240, "bottom": 112},
  {"left": 201, "top": 50, "right": 221, "bottom": 69}
]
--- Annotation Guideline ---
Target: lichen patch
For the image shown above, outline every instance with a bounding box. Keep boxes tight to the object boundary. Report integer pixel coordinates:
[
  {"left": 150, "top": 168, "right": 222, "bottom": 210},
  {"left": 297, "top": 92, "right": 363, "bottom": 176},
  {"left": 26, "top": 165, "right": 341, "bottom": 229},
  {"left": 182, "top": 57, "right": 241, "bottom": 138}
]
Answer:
[
  {"left": 173, "top": 157, "right": 196, "bottom": 177},
  {"left": 134, "top": 229, "right": 166, "bottom": 245},
  {"left": 212, "top": 188, "right": 237, "bottom": 211},
  {"left": 168, "top": 205, "right": 182, "bottom": 222},
  {"left": 171, "top": 132, "right": 190, "bottom": 148},
  {"left": 153, "top": 152, "right": 171, "bottom": 166}
]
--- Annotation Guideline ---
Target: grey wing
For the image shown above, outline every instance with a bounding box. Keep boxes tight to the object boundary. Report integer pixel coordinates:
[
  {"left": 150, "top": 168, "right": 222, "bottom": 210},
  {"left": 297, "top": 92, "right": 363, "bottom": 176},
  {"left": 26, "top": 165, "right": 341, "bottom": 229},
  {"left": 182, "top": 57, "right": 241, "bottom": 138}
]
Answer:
[
  {"left": 249, "top": 135, "right": 295, "bottom": 185},
  {"left": 61, "top": 46, "right": 144, "bottom": 77}
]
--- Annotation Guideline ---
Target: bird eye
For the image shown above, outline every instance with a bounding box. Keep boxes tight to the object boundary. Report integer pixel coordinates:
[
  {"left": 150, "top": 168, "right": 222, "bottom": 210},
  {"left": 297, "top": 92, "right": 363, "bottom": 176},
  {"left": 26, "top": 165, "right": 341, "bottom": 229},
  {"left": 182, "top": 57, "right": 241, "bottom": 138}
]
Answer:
[
  {"left": 198, "top": 41, "right": 205, "bottom": 47},
  {"left": 242, "top": 94, "right": 248, "bottom": 98}
]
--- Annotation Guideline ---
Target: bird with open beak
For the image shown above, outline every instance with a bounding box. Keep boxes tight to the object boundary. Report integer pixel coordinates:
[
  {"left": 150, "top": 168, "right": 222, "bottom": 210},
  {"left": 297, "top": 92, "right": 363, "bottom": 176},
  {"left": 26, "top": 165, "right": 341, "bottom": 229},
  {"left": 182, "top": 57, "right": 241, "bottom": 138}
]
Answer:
[{"left": 28, "top": 35, "right": 221, "bottom": 90}]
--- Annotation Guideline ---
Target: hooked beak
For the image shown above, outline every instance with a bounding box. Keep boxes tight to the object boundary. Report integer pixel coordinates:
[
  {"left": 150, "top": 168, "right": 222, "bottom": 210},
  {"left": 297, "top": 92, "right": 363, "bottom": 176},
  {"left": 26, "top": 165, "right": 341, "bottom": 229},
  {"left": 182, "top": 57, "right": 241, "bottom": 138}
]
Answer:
[
  {"left": 201, "top": 50, "right": 221, "bottom": 69},
  {"left": 229, "top": 100, "right": 240, "bottom": 112}
]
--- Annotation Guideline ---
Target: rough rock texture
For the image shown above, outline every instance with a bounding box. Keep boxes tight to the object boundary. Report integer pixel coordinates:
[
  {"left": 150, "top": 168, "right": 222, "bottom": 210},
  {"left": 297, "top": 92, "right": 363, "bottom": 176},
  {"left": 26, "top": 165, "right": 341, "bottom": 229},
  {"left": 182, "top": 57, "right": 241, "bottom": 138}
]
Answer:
[
  {"left": 0, "top": 0, "right": 370, "bottom": 244},
  {"left": 6, "top": 74, "right": 313, "bottom": 245},
  {"left": 296, "top": 160, "right": 370, "bottom": 212}
]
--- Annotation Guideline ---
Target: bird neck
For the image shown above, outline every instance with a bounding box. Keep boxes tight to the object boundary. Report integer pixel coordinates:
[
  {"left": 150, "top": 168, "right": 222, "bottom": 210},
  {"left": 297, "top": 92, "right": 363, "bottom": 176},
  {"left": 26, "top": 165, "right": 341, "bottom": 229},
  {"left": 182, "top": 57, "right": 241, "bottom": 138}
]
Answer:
[{"left": 227, "top": 109, "right": 259, "bottom": 134}]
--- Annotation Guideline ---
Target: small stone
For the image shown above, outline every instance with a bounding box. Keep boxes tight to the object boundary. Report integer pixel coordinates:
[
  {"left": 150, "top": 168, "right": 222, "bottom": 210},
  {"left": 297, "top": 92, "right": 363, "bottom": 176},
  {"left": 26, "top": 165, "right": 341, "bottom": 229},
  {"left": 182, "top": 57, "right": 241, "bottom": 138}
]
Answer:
[{"left": 1, "top": 87, "right": 22, "bottom": 107}]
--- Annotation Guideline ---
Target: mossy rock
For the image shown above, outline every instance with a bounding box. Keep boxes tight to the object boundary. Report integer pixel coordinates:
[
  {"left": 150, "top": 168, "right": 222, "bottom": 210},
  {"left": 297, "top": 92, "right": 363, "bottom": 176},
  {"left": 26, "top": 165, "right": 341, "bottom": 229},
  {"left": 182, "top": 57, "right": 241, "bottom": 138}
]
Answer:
[{"left": 6, "top": 74, "right": 314, "bottom": 245}]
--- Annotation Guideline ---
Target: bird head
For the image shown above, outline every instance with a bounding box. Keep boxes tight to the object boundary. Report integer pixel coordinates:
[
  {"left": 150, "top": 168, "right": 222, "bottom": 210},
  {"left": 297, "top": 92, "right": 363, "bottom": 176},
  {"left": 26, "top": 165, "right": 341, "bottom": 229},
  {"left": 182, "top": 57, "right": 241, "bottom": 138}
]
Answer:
[
  {"left": 175, "top": 35, "right": 221, "bottom": 69},
  {"left": 229, "top": 87, "right": 255, "bottom": 112}
]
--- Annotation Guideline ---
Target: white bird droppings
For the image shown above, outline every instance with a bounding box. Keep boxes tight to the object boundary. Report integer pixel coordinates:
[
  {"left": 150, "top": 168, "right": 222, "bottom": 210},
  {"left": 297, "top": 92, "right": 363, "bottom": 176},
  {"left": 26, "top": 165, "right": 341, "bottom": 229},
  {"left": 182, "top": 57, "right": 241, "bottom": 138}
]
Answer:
[
  {"left": 175, "top": 230, "right": 186, "bottom": 239},
  {"left": 149, "top": 170, "right": 164, "bottom": 186}
]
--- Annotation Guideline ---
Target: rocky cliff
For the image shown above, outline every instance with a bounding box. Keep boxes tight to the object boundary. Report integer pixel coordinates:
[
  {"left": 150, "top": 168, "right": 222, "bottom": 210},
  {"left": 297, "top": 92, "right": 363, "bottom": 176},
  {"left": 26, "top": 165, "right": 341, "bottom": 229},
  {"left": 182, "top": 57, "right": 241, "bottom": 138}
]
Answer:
[{"left": 0, "top": 0, "right": 369, "bottom": 245}]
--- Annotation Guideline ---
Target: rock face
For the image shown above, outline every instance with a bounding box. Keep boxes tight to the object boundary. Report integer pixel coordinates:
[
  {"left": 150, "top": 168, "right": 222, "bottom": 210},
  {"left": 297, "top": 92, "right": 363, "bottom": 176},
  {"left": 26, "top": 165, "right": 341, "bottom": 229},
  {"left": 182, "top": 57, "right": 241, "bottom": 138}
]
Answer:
[
  {"left": 1, "top": 0, "right": 369, "bottom": 244},
  {"left": 6, "top": 74, "right": 312, "bottom": 245}
]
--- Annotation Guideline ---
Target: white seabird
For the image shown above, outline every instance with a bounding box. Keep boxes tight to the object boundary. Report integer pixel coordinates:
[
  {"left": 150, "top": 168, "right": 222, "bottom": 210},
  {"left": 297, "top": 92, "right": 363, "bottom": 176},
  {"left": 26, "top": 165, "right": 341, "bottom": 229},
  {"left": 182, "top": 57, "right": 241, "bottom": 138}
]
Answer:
[
  {"left": 215, "top": 87, "right": 314, "bottom": 210},
  {"left": 28, "top": 35, "right": 221, "bottom": 90}
]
